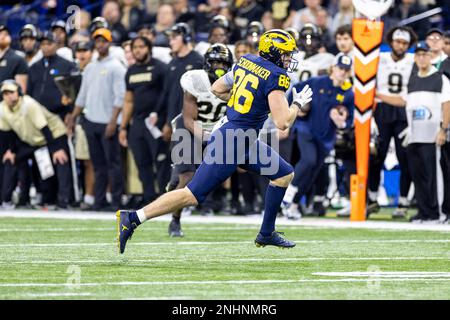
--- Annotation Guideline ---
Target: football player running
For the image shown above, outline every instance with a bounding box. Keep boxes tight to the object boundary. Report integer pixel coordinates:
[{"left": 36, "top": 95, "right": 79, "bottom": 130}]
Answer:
[
  {"left": 166, "top": 43, "right": 233, "bottom": 237},
  {"left": 116, "top": 30, "right": 313, "bottom": 253}
]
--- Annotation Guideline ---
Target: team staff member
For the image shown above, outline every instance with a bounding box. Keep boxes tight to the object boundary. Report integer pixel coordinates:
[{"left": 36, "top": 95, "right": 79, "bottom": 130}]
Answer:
[
  {"left": 0, "top": 25, "right": 28, "bottom": 204},
  {"left": 369, "top": 26, "right": 417, "bottom": 218},
  {"left": 160, "top": 23, "right": 204, "bottom": 141},
  {"left": 0, "top": 80, "right": 72, "bottom": 209},
  {"left": 282, "top": 54, "right": 354, "bottom": 219},
  {"left": 66, "top": 28, "right": 126, "bottom": 211},
  {"left": 377, "top": 42, "right": 450, "bottom": 223},
  {"left": 425, "top": 28, "right": 450, "bottom": 80},
  {"left": 119, "top": 36, "right": 167, "bottom": 205},
  {"left": 27, "top": 31, "right": 76, "bottom": 121}
]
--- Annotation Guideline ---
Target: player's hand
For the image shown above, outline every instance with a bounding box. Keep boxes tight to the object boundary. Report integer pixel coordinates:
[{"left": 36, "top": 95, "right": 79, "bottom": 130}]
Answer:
[
  {"left": 119, "top": 129, "right": 128, "bottom": 147},
  {"left": 398, "top": 127, "right": 410, "bottom": 148},
  {"left": 65, "top": 114, "right": 75, "bottom": 136},
  {"left": 330, "top": 108, "right": 347, "bottom": 129},
  {"left": 104, "top": 121, "right": 117, "bottom": 139},
  {"left": 61, "top": 95, "right": 73, "bottom": 106},
  {"left": 292, "top": 85, "right": 313, "bottom": 111},
  {"left": 149, "top": 112, "right": 158, "bottom": 127},
  {"left": 52, "top": 149, "right": 68, "bottom": 165},
  {"left": 2, "top": 150, "right": 15, "bottom": 165},
  {"left": 162, "top": 123, "right": 172, "bottom": 142},
  {"left": 436, "top": 128, "right": 447, "bottom": 146}
]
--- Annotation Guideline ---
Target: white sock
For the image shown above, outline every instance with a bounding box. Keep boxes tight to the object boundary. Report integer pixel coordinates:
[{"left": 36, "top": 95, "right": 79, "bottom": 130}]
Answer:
[
  {"left": 137, "top": 208, "right": 148, "bottom": 224},
  {"left": 283, "top": 184, "right": 298, "bottom": 204},
  {"left": 84, "top": 194, "right": 94, "bottom": 205},
  {"left": 368, "top": 191, "right": 378, "bottom": 202}
]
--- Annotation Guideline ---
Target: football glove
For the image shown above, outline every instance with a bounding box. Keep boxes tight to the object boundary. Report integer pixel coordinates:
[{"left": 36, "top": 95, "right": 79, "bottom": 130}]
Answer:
[
  {"left": 398, "top": 127, "right": 410, "bottom": 147},
  {"left": 292, "top": 85, "right": 313, "bottom": 113}
]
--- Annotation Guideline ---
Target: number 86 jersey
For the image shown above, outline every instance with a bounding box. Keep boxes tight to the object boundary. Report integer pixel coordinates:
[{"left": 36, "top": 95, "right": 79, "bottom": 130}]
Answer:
[
  {"left": 226, "top": 54, "right": 291, "bottom": 130},
  {"left": 376, "top": 52, "right": 414, "bottom": 98}
]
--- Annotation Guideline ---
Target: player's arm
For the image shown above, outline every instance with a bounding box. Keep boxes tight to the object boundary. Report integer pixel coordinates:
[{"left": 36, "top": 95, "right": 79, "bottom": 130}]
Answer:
[
  {"left": 269, "top": 85, "right": 313, "bottom": 130},
  {"left": 182, "top": 91, "right": 204, "bottom": 140},
  {"left": 120, "top": 91, "right": 134, "bottom": 131},
  {"left": 375, "top": 92, "right": 406, "bottom": 107},
  {"left": 211, "top": 71, "right": 233, "bottom": 102}
]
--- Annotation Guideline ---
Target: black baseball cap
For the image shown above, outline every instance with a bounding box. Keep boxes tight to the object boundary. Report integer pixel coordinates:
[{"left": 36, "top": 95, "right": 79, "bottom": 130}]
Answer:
[
  {"left": 51, "top": 20, "right": 67, "bottom": 32},
  {"left": 426, "top": 28, "right": 443, "bottom": 37},
  {"left": 414, "top": 41, "right": 430, "bottom": 53},
  {"left": 334, "top": 53, "right": 352, "bottom": 70},
  {"left": 74, "top": 41, "right": 93, "bottom": 51},
  {"left": 40, "top": 31, "right": 55, "bottom": 42}
]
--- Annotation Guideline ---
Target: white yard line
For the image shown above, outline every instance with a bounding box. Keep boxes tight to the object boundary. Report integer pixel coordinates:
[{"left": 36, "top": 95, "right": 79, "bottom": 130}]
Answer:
[
  {"left": 0, "top": 257, "right": 448, "bottom": 265},
  {"left": 22, "top": 292, "right": 92, "bottom": 297},
  {"left": 313, "top": 272, "right": 450, "bottom": 278},
  {"left": 1, "top": 210, "right": 449, "bottom": 232},
  {"left": 1, "top": 278, "right": 450, "bottom": 288},
  {"left": 0, "top": 239, "right": 448, "bottom": 248}
]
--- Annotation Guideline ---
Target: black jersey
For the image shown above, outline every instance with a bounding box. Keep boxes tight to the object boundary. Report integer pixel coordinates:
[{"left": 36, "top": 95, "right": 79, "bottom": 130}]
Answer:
[{"left": 125, "top": 58, "right": 168, "bottom": 120}]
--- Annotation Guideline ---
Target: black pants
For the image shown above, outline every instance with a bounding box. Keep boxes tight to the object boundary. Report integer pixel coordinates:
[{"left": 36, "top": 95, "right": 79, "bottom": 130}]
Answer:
[
  {"left": 1, "top": 138, "right": 72, "bottom": 206},
  {"left": 82, "top": 119, "right": 123, "bottom": 208},
  {"left": 407, "top": 143, "right": 439, "bottom": 220},
  {"left": 0, "top": 130, "right": 8, "bottom": 203},
  {"left": 441, "top": 142, "right": 450, "bottom": 216},
  {"left": 128, "top": 120, "right": 160, "bottom": 203},
  {"left": 369, "top": 119, "right": 411, "bottom": 198}
]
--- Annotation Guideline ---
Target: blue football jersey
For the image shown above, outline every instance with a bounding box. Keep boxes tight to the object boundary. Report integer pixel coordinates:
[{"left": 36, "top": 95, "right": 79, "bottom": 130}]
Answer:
[{"left": 226, "top": 54, "right": 290, "bottom": 130}]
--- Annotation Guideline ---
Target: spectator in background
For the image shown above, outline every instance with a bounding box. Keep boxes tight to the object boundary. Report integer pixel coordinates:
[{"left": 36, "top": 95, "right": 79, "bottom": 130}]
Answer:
[
  {"left": 68, "top": 30, "right": 91, "bottom": 48},
  {"left": 0, "top": 25, "right": 28, "bottom": 207},
  {"left": 330, "top": 0, "right": 355, "bottom": 36},
  {"left": 233, "top": 0, "right": 266, "bottom": 31},
  {"left": 19, "top": 24, "right": 40, "bottom": 66},
  {"left": 119, "top": 0, "right": 145, "bottom": 33},
  {"left": 291, "top": 0, "right": 323, "bottom": 31},
  {"left": 72, "top": 41, "right": 95, "bottom": 210},
  {"left": 425, "top": 28, "right": 450, "bottom": 80},
  {"left": 102, "top": 0, "right": 128, "bottom": 44},
  {"left": 334, "top": 24, "right": 353, "bottom": 57},
  {"left": 27, "top": 31, "right": 76, "bottom": 121},
  {"left": 245, "top": 21, "right": 265, "bottom": 53},
  {"left": 152, "top": 3, "right": 177, "bottom": 47},
  {"left": 50, "top": 20, "right": 73, "bottom": 62},
  {"left": 315, "top": 7, "right": 333, "bottom": 51},
  {"left": 66, "top": 28, "right": 126, "bottom": 211},
  {"left": 0, "top": 25, "right": 28, "bottom": 92},
  {"left": 444, "top": 31, "right": 450, "bottom": 57},
  {"left": 194, "top": 0, "right": 226, "bottom": 34},
  {"left": 122, "top": 40, "right": 136, "bottom": 66},
  {"left": 137, "top": 24, "right": 172, "bottom": 64},
  {"left": 390, "top": 0, "right": 430, "bottom": 40},
  {"left": 71, "top": 9, "right": 92, "bottom": 34},
  {"left": 234, "top": 40, "right": 252, "bottom": 61},
  {"left": 195, "top": 15, "right": 234, "bottom": 56},
  {"left": 173, "top": 0, "right": 196, "bottom": 25},
  {"left": 269, "top": 0, "right": 301, "bottom": 29},
  {"left": 0, "top": 80, "right": 72, "bottom": 210}
]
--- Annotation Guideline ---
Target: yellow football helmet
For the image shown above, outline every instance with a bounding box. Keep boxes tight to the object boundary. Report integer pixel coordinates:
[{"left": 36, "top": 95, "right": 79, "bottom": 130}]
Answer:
[{"left": 258, "top": 29, "right": 298, "bottom": 71}]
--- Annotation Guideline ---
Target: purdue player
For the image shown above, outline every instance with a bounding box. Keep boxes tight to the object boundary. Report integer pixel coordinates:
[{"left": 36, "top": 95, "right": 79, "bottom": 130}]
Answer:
[
  {"left": 295, "top": 24, "right": 335, "bottom": 83},
  {"left": 369, "top": 26, "right": 417, "bottom": 218},
  {"left": 166, "top": 43, "right": 233, "bottom": 237}
]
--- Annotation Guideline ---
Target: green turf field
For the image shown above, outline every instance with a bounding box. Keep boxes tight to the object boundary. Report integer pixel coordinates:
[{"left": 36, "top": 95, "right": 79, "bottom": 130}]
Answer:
[{"left": 0, "top": 215, "right": 449, "bottom": 300}]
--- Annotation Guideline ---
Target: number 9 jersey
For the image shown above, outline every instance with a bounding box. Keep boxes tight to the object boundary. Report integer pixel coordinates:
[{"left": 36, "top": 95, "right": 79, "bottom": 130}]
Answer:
[
  {"left": 376, "top": 51, "right": 414, "bottom": 98},
  {"left": 226, "top": 53, "right": 291, "bottom": 130}
]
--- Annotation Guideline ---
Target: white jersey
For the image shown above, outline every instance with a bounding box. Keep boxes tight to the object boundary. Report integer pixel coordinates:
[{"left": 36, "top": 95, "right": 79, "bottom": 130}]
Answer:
[
  {"left": 295, "top": 51, "right": 335, "bottom": 82},
  {"left": 377, "top": 52, "right": 414, "bottom": 98},
  {"left": 406, "top": 68, "right": 450, "bottom": 143},
  {"left": 180, "top": 69, "right": 228, "bottom": 131}
]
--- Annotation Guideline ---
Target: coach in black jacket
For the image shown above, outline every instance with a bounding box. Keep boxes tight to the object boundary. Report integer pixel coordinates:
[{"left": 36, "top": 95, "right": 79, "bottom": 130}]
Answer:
[{"left": 27, "top": 31, "right": 76, "bottom": 120}]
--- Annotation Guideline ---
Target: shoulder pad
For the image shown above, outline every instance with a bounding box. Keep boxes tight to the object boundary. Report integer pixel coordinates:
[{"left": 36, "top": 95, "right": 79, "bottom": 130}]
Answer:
[{"left": 180, "top": 69, "right": 210, "bottom": 98}]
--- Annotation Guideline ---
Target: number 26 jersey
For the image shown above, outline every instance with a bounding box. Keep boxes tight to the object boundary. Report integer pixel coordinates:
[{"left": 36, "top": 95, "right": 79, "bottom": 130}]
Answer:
[{"left": 226, "top": 53, "right": 290, "bottom": 130}]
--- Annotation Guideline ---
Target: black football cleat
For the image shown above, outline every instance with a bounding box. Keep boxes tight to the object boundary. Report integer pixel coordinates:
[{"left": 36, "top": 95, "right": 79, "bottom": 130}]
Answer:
[
  {"left": 255, "top": 231, "right": 296, "bottom": 248},
  {"left": 168, "top": 218, "right": 184, "bottom": 237},
  {"left": 116, "top": 210, "right": 138, "bottom": 254}
]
